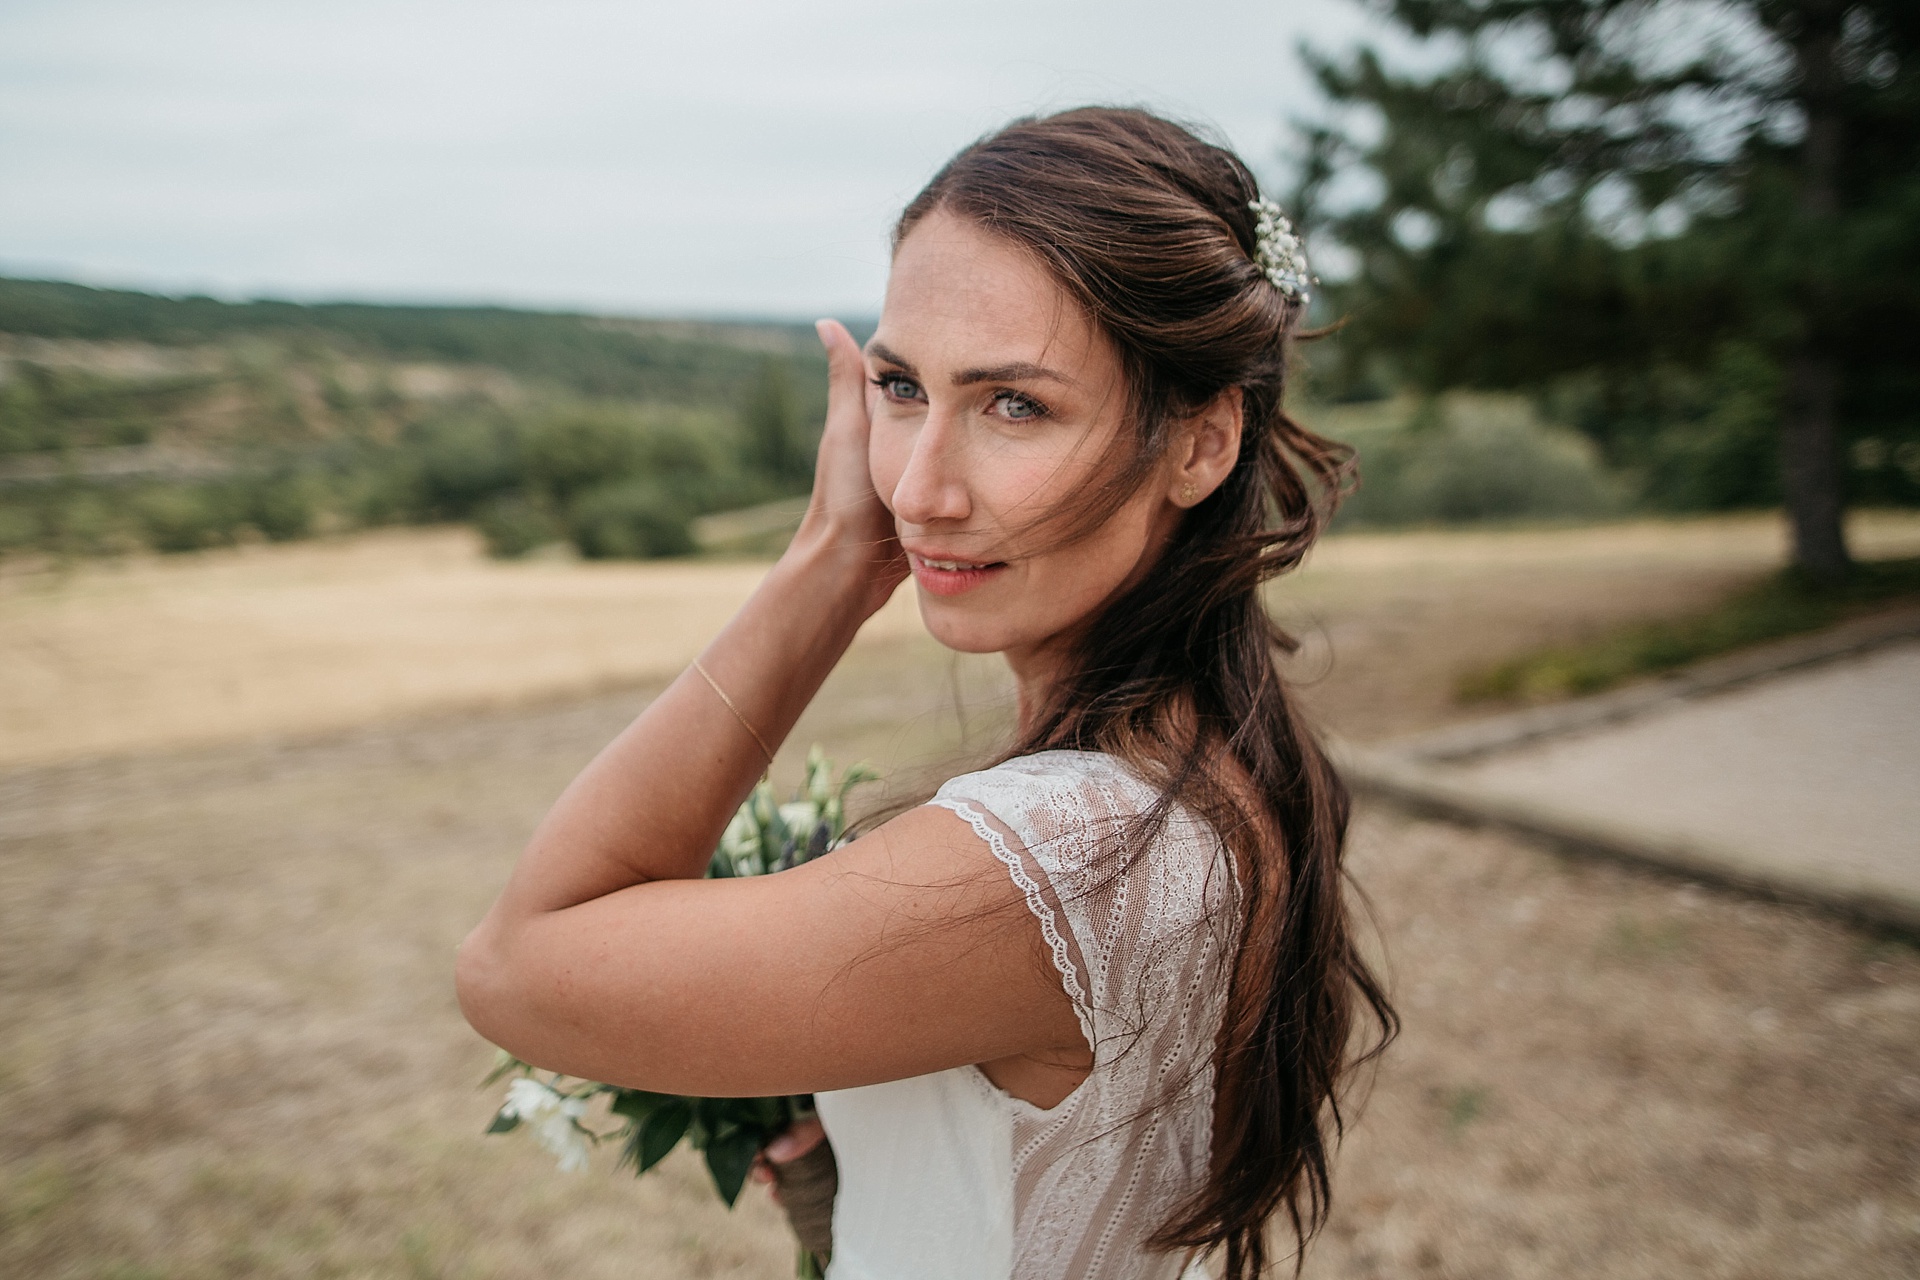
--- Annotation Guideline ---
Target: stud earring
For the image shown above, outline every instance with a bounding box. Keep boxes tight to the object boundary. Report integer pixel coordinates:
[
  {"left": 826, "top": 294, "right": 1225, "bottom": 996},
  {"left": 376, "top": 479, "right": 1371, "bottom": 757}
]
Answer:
[{"left": 1180, "top": 480, "right": 1197, "bottom": 504}]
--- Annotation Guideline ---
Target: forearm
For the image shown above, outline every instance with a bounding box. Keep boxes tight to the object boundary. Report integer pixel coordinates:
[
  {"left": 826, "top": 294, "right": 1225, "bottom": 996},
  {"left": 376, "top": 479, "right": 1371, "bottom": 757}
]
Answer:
[
  {"left": 459, "top": 316, "right": 898, "bottom": 1033},
  {"left": 483, "top": 533, "right": 882, "bottom": 921}
]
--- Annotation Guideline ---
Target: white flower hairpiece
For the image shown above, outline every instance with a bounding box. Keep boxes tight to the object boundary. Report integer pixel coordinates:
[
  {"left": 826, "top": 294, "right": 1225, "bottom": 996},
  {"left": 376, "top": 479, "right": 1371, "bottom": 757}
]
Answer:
[{"left": 1249, "top": 197, "right": 1313, "bottom": 304}]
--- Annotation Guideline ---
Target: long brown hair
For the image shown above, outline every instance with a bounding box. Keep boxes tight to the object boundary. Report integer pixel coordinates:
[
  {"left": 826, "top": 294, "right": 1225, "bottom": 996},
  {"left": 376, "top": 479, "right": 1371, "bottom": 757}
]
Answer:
[{"left": 897, "top": 108, "right": 1396, "bottom": 1278}]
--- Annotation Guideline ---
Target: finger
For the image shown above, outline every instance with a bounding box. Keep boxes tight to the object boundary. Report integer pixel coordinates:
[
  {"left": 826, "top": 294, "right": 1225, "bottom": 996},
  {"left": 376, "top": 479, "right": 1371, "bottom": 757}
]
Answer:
[
  {"left": 764, "top": 1116, "right": 827, "bottom": 1164},
  {"left": 814, "top": 319, "right": 869, "bottom": 432}
]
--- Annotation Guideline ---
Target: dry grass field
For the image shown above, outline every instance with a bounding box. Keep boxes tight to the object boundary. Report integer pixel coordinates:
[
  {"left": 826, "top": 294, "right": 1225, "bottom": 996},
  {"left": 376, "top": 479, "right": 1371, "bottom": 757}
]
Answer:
[{"left": 3, "top": 513, "right": 1918, "bottom": 1279}]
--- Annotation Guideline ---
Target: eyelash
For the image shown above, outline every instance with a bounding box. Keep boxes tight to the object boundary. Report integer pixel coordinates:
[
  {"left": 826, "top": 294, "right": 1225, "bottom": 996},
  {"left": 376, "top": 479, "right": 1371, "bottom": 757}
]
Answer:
[
  {"left": 991, "top": 390, "right": 1051, "bottom": 422},
  {"left": 870, "top": 373, "right": 920, "bottom": 402},
  {"left": 869, "top": 374, "right": 1052, "bottom": 422}
]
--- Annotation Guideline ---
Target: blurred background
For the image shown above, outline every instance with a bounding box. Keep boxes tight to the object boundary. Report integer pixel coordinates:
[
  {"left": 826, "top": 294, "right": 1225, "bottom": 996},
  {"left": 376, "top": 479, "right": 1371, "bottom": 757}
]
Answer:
[{"left": 2, "top": 1, "right": 1916, "bottom": 1277}]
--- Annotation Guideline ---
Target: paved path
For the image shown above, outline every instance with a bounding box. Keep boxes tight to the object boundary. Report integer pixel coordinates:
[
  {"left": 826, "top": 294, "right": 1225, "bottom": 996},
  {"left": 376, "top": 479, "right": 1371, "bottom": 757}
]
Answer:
[{"left": 1442, "top": 640, "right": 1920, "bottom": 920}]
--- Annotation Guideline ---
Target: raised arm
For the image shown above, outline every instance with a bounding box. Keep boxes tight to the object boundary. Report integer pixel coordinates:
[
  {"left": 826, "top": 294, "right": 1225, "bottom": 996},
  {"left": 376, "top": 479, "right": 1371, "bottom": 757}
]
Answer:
[
  {"left": 464, "top": 320, "right": 902, "bottom": 916},
  {"left": 454, "top": 321, "right": 1086, "bottom": 1097}
]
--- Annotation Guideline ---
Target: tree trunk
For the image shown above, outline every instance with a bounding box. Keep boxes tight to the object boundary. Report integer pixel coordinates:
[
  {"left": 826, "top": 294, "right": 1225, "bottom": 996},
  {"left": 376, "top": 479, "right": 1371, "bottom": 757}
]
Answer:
[
  {"left": 1782, "top": 354, "right": 1849, "bottom": 581},
  {"left": 1783, "top": 0, "right": 1850, "bottom": 583}
]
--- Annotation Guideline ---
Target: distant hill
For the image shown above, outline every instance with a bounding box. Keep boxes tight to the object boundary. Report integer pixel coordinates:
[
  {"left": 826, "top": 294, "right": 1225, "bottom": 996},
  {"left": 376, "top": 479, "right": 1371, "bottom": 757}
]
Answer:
[
  {"left": 0, "top": 276, "right": 833, "bottom": 407},
  {"left": 0, "top": 277, "right": 835, "bottom": 561}
]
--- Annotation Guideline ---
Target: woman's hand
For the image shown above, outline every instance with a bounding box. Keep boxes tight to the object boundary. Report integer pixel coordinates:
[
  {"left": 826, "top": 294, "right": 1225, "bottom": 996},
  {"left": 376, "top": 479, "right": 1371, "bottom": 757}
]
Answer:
[
  {"left": 753, "top": 1117, "right": 836, "bottom": 1264},
  {"left": 751, "top": 1115, "right": 828, "bottom": 1199},
  {"left": 788, "top": 319, "right": 907, "bottom": 621}
]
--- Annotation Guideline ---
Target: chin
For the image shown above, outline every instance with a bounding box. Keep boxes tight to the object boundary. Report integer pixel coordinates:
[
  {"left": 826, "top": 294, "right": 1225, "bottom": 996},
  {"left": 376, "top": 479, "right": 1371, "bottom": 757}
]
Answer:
[{"left": 916, "top": 594, "right": 1024, "bottom": 655}]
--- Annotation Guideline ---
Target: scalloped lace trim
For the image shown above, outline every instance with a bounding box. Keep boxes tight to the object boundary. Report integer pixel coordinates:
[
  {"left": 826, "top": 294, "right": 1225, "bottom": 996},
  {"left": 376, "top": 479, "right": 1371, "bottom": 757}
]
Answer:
[{"left": 930, "top": 796, "right": 1096, "bottom": 1053}]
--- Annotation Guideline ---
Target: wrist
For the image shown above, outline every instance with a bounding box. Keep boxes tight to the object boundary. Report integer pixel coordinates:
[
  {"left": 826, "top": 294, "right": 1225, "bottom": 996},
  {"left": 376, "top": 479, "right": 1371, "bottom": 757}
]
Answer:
[
  {"left": 752, "top": 544, "right": 879, "bottom": 659},
  {"left": 778, "top": 519, "right": 902, "bottom": 619}
]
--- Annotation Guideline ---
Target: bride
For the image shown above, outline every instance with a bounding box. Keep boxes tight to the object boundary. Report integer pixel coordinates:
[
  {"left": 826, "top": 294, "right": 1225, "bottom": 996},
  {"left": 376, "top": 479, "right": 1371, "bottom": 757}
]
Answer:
[{"left": 457, "top": 107, "right": 1393, "bottom": 1280}]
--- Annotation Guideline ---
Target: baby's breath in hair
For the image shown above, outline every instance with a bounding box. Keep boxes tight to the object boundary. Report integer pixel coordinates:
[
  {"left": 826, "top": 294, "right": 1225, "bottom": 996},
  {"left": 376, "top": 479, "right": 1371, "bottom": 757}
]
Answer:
[{"left": 1249, "top": 197, "right": 1313, "bottom": 303}]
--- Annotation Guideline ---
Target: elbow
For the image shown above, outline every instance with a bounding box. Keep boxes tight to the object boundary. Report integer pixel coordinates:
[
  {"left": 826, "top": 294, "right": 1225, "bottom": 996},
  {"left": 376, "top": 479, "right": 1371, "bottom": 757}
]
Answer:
[{"left": 455, "top": 919, "right": 519, "bottom": 1051}]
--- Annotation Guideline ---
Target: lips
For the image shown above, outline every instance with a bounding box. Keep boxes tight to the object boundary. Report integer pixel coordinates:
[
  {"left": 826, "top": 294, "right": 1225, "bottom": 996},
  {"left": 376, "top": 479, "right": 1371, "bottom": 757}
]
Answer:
[{"left": 907, "top": 551, "right": 1008, "bottom": 597}]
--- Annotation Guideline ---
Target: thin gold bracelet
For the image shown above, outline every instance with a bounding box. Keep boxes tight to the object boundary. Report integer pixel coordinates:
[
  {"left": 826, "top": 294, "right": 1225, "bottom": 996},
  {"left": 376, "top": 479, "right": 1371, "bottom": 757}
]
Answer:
[{"left": 690, "top": 657, "right": 776, "bottom": 770}]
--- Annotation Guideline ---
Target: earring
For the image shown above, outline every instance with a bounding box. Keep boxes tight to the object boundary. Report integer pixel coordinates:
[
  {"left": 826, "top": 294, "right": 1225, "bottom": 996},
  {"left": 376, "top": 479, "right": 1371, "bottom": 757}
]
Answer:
[{"left": 1180, "top": 480, "right": 1197, "bottom": 504}]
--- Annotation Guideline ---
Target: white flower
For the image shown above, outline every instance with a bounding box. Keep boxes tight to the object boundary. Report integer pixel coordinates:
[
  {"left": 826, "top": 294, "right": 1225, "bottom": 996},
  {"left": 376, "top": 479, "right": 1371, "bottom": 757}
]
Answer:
[
  {"left": 1249, "top": 196, "right": 1313, "bottom": 303},
  {"left": 779, "top": 800, "right": 820, "bottom": 834},
  {"left": 719, "top": 807, "right": 762, "bottom": 870},
  {"left": 502, "top": 1077, "right": 593, "bottom": 1173}
]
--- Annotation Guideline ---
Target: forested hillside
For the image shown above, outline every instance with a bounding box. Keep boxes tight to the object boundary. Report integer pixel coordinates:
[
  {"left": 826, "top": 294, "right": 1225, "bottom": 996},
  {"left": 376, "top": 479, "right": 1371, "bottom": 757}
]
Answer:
[{"left": 0, "top": 278, "right": 834, "bottom": 559}]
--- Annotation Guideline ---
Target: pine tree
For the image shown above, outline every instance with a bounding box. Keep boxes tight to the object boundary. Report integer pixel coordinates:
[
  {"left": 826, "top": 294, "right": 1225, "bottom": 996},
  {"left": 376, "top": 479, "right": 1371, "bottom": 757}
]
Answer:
[{"left": 1299, "top": 0, "right": 1920, "bottom": 580}]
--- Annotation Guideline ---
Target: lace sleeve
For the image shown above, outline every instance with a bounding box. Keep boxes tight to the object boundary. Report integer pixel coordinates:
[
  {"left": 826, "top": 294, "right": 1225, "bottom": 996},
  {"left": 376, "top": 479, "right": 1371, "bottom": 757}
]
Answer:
[
  {"left": 930, "top": 751, "right": 1235, "bottom": 1067},
  {"left": 930, "top": 787, "right": 1098, "bottom": 1053}
]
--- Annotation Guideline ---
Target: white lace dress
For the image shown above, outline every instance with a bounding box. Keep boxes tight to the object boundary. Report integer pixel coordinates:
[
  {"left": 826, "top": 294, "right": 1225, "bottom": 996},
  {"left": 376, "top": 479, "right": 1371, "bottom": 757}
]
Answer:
[{"left": 814, "top": 750, "right": 1240, "bottom": 1280}]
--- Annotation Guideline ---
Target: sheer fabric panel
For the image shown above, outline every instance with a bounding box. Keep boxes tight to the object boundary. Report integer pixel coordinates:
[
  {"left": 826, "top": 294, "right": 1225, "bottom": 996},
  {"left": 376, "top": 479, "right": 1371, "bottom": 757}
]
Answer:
[{"left": 932, "top": 751, "right": 1239, "bottom": 1280}]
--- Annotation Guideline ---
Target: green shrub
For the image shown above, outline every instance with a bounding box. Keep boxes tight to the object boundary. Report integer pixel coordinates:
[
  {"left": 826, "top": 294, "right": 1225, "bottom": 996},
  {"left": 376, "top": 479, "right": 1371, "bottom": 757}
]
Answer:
[
  {"left": 476, "top": 493, "right": 561, "bottom": 559},
  {"left": 1541, "top": 344, "right": 1787, "bottom": 512},
  {"left": 242, "top": 473, "right": 317, "bottom": 542},
  {"left": 567, "top": 481, "right": 694, "bottom": 559},
  {"left": 521, "top": 410, "right": 653, "bottom": 507},
  {"left": 340, "top": 464, "right": 416, "bottom": 528},
  {"left": 136, "top": 485, "right": 241, "bottom": 553},
  {"left": 521, "top": 406, "right": 737, "bottom": 508},
  {"left": 741, "top": 357, "right": 815, "bottom": 484},
  {"left": 0, "top": 500, "right": 39, "bottom": 556},
  {"left": 45, "top": 491, "right": 127, "bottom": 556},
  {"left": 1634, "top": 345, "right": 1782, "bottom": 510},
  {"left": 1334, "top": 397, "right": 1618, "bottom": 527},
  {"left": 402, "top": 415, "right": 522, "bottom": 519}
]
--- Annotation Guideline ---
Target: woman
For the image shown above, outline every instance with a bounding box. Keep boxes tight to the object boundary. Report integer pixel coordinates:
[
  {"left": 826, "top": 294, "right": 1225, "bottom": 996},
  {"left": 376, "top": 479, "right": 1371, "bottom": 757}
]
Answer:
[{"left": 457, "top": 107, "right": 1393, "bottom": 1280}]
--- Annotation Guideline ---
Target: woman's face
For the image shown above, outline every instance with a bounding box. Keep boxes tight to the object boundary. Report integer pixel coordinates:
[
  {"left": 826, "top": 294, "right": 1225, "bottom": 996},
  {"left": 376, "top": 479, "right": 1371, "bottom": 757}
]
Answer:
[{"left": 865, "top": 210, "right": 1181, "bottom": 667}]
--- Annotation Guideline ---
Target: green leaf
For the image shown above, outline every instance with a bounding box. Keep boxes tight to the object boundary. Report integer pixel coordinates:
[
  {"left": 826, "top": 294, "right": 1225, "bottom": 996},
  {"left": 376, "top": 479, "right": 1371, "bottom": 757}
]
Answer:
[
  {"left": 763, "top": 805, "right": 792, "bottom": 859},
  {"left": 805, "top": 745, "right": 831, "bottom": 806},
  {"left": 481, "top": 1050, "right": 529, "bottom": 1086},
  {"left": 485, "top": 1109, "right": 521, "bottom": 1135},
  {"left": 608, "top": 1089, "right": 675, "bottom": 1122},
  {"left": 704, "top": 1131, "right": 759, "bottom": 1207},
  {"left": 631, "top": 1099, "right": 692, "bottom": 1173},
  {"left": 750, "top": 781, "right": 777, "bottom": 828},
  {"left": 699, "top": 1106, "right": 741, "bottom": 1147}
]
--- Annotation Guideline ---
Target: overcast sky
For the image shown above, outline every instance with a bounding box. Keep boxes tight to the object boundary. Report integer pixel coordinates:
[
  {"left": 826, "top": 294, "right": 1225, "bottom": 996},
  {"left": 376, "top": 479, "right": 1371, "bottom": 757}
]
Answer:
[{"left": 0, "top": 0, "right": 1386, "bottom": 319}]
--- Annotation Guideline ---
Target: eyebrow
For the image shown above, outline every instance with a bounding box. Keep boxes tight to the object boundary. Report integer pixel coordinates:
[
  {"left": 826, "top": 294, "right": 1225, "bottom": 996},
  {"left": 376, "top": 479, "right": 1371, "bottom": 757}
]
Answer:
[{"left": 866, "top": 341, "right": 1077, "bottom": 388}]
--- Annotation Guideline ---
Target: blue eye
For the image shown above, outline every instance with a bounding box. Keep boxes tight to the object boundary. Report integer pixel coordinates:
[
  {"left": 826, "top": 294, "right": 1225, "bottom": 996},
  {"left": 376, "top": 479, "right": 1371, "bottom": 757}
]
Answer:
[
  {"left": 871, "top": 373, "right": 923, "bottom": 402},
  {"left": 994, "top": 391, "right": 1048, "bottom": 421}
]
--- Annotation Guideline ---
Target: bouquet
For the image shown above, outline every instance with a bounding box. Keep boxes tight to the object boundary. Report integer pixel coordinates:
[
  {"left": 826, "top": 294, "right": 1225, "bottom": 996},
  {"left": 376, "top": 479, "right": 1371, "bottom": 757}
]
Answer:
[{"left": 484, "top": 748, "right": 874, "bottom": 1277}]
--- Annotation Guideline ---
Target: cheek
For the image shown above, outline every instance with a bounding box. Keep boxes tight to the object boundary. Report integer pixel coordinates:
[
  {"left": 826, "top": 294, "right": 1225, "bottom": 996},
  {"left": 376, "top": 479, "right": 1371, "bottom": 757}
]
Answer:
[
  {"left": 1067, "top": 500, "right": 1157, "bottom": 582},
  {"left": 1015, "top": 495, "right": 1159, "bottom": 624},
  {"left": 867, "top": 418, "right": 909, "bottom": 511},
  {"left": 976, "top": 444, "right": 1104, "bottom": 534}
]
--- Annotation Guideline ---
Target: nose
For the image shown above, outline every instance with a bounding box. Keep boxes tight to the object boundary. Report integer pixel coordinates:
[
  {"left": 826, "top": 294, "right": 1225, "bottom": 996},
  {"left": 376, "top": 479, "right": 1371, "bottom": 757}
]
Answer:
[{"left": 887, "top": 409, "right": 971, "bottom": 527}]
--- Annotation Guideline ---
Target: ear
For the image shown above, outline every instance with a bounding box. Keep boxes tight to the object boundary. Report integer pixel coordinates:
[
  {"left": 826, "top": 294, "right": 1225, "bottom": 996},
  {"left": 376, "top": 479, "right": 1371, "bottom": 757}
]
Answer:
[{"left": 1168, "top": 387, "right": 1243, "bottom": 507}]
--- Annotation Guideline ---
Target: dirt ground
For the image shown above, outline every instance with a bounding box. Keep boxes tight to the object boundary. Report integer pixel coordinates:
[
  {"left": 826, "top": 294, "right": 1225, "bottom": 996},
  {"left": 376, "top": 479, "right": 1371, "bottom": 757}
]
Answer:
[
  {"left": 2, "top": 515, "right": 1918, "bottom": 1279},
  {"left": 8, "top": 510, "right": 1920, "bottom": 768}
]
